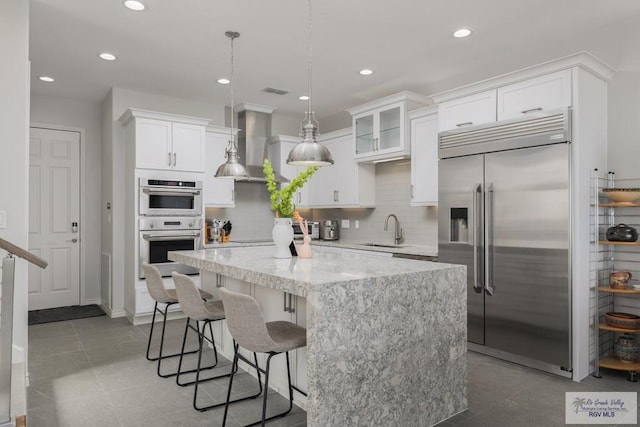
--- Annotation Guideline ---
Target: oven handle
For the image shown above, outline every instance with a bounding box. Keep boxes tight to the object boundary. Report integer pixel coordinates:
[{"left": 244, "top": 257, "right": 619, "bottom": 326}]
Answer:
[
  {"left": 142, "top": 231, "right": 201, "bottom": 241},
  {"left": 141, "top": 188, "right": 201, "bottom": 196}
]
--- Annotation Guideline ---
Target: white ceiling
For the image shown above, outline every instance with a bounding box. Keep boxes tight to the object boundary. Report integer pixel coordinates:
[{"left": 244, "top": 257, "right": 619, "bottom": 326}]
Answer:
[{"left": 29, "top": 0, "right": 640, "bottom": 120}]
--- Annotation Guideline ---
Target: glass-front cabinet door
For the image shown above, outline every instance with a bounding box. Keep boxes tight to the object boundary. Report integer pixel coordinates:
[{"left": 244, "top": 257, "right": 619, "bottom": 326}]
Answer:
[
  {"left": 352, "top": 101, "right": 408, "bottom": 163},
  {"left": 378, "top": 106, "right": 401, "bottom": 151},
  {"left": 354, "top": 113, "right": 375, "bottom": 155}
]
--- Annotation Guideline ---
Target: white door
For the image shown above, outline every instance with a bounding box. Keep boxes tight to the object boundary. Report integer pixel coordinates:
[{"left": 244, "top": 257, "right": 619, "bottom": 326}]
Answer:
[{"left": 28, "top": 127, "right": 81, "bottom": 310}]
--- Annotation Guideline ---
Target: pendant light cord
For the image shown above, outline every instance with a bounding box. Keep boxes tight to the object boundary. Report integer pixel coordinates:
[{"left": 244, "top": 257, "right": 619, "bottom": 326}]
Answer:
[
  {"left": 229, "top": 33, "right": 236, "bottom": 145},
  {"left": 307, "top": 0, "right": 313, "bottom": 119}
]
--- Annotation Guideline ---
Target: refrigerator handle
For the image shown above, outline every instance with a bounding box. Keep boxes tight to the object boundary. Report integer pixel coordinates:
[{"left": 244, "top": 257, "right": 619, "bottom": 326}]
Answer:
[
  {"left": 485, "top": 183, "right": 495, "bottom": 296},
  {"left": 472, "top": 183, "right": 482, "bottom": 293}
]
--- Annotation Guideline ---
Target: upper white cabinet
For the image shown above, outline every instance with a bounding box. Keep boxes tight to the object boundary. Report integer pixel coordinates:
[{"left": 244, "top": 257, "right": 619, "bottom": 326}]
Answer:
[
  {"left": 409, "top": 106, "right": 438, "bottom": 206},
  {"left": 120, "top": 109, "right": 208, "bottom": 172},
  {"left": 267, "top": 135, "right": 311, "bottom": 208},
  {"left": 306, "top": 129, "right": 375, "bottom": 207},
  {"left": 497, "top": 69, "right": 572, "bottom": 120},
  {"left": 204, "top": 126, "right": 237, "bottom": 207},
  {"left": 438, "top": 90, "right": 497, "bottom": 132},
  {"left": 347, "top": 91, "right": 430, "bottom": 163}
]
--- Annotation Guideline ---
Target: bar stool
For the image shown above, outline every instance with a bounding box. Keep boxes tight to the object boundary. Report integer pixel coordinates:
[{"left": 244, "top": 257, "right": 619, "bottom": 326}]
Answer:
[
  {"left": 172, "top": 272, "right": 264, "bottom": 412},
  {"left": 219, "top": 287, "right": 307, "bottom": 427},
  {"left": 142, "top": 263, "right": 212, "bottom": 378}
]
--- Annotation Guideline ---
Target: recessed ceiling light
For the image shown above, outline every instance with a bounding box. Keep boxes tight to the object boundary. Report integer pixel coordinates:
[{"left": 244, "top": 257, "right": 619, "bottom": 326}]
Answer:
[
  {"left": 123, "top": 1, "right": 145, "bottom": 11},
  {"left": 99, "top": 52, "right": 117, "bottom": 61},
  {"left": 453, "top": 28, "right": 472, "bottom": 38},
  {"left": 217, "top": 78, "right": 230, "bottom": 85},
  {"left": 39, "top": 76, "right": 55, "bottom": 82},
  {"left": 359, "top": 69, "right": 374, "bottom": 76},
  {"left": 298, "top": 95, "right": 309, "bottom": 101}
]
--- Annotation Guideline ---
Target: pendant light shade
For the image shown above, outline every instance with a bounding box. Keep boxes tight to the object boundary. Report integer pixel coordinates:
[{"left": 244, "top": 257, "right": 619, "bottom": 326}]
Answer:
[
  {"left": 286, "top": 0, "right": 333, "bottom": 167},
  {"left": 215, "top": 31, "right": 248, "bottom": 179}
]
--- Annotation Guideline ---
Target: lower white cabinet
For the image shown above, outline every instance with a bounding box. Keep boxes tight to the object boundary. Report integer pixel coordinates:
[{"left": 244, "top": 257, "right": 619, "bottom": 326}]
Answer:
[
  {"left": 409, "top": 106, "right": 438, "bottom": 206},
  {"left": 204, "top": 127, "right": 237, "bottom": 206}
]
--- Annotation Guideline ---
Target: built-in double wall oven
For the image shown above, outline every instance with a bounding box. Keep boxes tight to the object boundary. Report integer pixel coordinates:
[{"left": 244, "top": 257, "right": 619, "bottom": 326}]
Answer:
[{"left": 138, "top": 178, "right": 203, "bottom": 279}]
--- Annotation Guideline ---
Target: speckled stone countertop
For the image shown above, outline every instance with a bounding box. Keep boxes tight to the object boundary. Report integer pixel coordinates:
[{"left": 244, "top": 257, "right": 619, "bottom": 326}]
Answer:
[
  {"left": 203, "top": 239, "right": 438, "bottom": 259},
  {"left": 169, "top": 246, "right": 466, "bottom": 426}
]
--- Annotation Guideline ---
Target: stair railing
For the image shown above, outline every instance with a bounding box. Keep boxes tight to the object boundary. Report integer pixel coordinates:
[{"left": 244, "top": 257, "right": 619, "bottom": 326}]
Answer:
[{"left": 0, "top": 238, "right": 47, "bottom": 427}]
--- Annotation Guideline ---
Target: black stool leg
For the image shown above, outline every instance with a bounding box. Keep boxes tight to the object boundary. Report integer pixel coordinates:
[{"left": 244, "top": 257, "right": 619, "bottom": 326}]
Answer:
[
  {"left": 176, "top": 319, "right": 221, "bottom": 388},
  {"left": 222, "top": 344, "right": 266, "bottom": 424}
]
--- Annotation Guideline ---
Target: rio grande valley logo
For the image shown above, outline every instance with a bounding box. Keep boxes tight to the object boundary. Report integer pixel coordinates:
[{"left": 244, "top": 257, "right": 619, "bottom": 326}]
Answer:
[{"left": 566, "top": 392, "right": 637, "bottom": 424}]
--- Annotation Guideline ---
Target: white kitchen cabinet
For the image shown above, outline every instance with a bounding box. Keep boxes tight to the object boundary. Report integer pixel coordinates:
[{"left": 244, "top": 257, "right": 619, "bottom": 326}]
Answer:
[
  {"left": 267, "top": 135, "right": 311, "bottom": 208},
  {"left": 438, "top": 90, "right": 497, "bottom": 132},
  {"left": 497, "top": 69, "right": 572, "bottom": 121},
  {"left": 347, "top": 91, "right": 430, "bottom": 163},
  {"left": 409, "top": 106, "right": 439, "bottom": 206},
  {"left": 121, "top": 109, "right": 209, "bottom": 172},
  {"left": 204, "top": 126, "right": 237, "bottom": 207},
  {"left": 305, "top": 129, "right": 375, "bottom": 207}
]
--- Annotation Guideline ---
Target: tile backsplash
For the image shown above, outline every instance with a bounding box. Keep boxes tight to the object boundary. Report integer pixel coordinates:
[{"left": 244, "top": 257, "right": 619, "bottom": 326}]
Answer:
[{"left": 206, "top": 160, "right": 438, "bottom": 247}]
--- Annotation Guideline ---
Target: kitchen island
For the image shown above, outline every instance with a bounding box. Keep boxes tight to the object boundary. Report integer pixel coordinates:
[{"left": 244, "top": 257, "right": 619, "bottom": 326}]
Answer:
[{"left": 169, "top": 245, "right": 466, "bottom": 426}]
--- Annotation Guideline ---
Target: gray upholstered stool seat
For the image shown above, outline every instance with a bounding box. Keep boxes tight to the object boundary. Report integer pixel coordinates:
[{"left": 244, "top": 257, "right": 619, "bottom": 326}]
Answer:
[
  {"left": 219, "top": 287, "right": 307, "bottom": 427},
  {"left": 172, "top": 272, "right": 263, "bottom": 412},
  {"left": 142, "top": 263, "right": 212, "bottom": 378}
]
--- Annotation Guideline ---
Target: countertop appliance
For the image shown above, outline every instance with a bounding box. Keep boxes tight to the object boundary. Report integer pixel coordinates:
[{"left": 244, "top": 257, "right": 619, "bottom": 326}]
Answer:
[
  {"left": 438, "top": 109, "right": 572, "bottom": 377},
  {"left": 293, "top": 221, "right": 320, "bottom": 240},
  {"left": 139, "top": 178, "right": 202, "bottom": 216},
  {"left": 320, "top": 220, "right": 339, "bottom": 241}
]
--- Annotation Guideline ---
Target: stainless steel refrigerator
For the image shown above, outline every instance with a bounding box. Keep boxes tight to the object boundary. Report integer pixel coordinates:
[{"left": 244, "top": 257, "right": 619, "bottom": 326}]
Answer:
[{"left": 438, "top": 109, "right": 572, "bottom": 377}]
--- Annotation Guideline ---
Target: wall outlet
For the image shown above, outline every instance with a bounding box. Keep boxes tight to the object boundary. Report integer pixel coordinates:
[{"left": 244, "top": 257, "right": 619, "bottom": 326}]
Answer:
[
  {"left": 0, "top": 211, "right": 6, "bottom": 229},
  {"left": 355, "top": 220, "right": 359, "bottom": 229},
  {"left": 341, "top": 219, "right": 350, "bottom": 229}
]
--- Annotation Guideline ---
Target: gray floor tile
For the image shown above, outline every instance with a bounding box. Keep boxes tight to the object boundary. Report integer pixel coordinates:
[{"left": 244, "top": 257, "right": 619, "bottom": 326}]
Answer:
[
  {"left": 27, "top": 392, "right": 122, "bottom": 427},
  {"left": 28, "top": 321, "right": 76, "bottom": 340}
]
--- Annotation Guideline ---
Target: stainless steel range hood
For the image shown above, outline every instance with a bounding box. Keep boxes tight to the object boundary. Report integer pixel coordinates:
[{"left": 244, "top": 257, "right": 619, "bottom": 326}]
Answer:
[{"left": 234, "top": 103, "right": 287, "bottom": 183}]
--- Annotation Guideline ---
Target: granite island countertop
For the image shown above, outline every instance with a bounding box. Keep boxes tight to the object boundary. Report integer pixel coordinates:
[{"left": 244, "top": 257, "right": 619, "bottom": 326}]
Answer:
[
  {"left": 170, "top": 245, "right": 447, "bottom": 298},
  {"left": 203, "top": 239, "right": 438, "bottom": 259},
  {"left": 169, "top": 245, "right": 466, "bottom": 426}
]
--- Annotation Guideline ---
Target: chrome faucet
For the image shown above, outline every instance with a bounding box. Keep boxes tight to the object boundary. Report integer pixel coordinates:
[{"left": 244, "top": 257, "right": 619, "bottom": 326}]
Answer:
[{"left": 384, "top": 213, "right": 404, "bottom": 245}]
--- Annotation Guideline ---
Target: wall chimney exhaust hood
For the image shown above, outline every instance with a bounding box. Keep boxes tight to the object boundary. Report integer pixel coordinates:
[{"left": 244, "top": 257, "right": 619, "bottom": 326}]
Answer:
[{"left": 233, "top": 103, "right": 287, "bottom": 183}]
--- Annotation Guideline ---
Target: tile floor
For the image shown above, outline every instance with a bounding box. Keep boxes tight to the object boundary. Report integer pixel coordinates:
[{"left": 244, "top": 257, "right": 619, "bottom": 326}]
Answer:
[{"left": 27, "top": 316, "right": 638, "bottom": 427}]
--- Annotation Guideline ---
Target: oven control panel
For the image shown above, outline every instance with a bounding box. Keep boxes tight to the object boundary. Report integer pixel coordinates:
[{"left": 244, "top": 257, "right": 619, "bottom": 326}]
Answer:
[{"left": 139, "top": 216, "right": 202, "bottom": 231}]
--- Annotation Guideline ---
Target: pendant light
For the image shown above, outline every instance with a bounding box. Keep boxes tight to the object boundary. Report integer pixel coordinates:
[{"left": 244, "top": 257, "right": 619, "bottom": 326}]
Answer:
[
  {"left": 215, "top": 31, "right": 248, "bottom": 178},
  {"left": 286, "top": 0, "right": 334, "bottom": 166}
]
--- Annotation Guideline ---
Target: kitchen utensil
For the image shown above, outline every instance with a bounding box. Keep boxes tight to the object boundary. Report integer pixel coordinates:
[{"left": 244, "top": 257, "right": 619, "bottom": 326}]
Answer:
[
  {"left": 603, "top": 188, "right": 640, "bottom": 204},
  {"left": 610, "top": 271, "right": 633, "bottom": 289},
  {"left": 604, "top": 312, "right": 640, "bottom": 330},
  {"left": 606, "top": 224, "right": 638, "bottom": 242}
]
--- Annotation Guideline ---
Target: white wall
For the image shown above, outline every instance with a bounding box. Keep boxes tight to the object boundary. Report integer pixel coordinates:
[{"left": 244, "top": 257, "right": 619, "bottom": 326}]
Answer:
[
  {"left": 30, "top": 95, "right": 103, "bottom": 304},
  {"left": 308, "top": 161, "right": 438, "bottom": 247},
  {"left": 0, "top": 0, "right": 29, "bottom": 366},
  {"left": 607, "top": 68, "right": 640, "bottom": 178}
]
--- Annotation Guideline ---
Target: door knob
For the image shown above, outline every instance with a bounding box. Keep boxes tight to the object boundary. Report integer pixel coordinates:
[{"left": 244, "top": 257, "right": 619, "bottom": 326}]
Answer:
[{"left": 67, "top": 238, "right": 78, "bottom": 243}]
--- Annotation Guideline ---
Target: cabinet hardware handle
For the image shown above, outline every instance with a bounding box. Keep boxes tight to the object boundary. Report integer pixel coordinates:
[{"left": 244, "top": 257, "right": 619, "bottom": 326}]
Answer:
[
  {"left": 168, "top": 152, "right": 172, "bottom": 166},
  {"left": 521, "top": 107, "right": 543, "bottom": 114},
  {"left": 173, "top": 152, "right": 177, "bottom": 166},
  {"left": 297, "top": 192, "right": 301, "bottom": 204},
  {"left": 456, "top": 122, "right": 473, "bottom": 128},
  {"left": 231, "top": 189, "right": 234, "bottom": 202},
  {"left": 410, "top": 185, "right": 414, "bottom": 199}
]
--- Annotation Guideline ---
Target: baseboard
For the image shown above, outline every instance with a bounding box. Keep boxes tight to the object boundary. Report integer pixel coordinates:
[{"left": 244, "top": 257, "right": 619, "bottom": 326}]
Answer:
[
  {"left": 131, "top": 309, "right": 186, "bottom": 326},
  {"left": 83, "top": 298, "right": 101, "bottom": 306},
  {"left": 100, "top": 304, "right": 126, "bottom": 319}
]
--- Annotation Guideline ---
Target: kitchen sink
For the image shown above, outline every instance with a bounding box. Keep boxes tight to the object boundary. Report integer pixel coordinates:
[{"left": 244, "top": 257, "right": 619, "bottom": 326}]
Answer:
[{"left": 361, "top": 243, "right": 406, "bottom": 248}]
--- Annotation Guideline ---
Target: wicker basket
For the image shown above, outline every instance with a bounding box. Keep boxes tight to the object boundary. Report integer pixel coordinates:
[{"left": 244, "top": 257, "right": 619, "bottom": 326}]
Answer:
[{"left": 605, "top": 312, "right": 640, "bottom": 330}]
